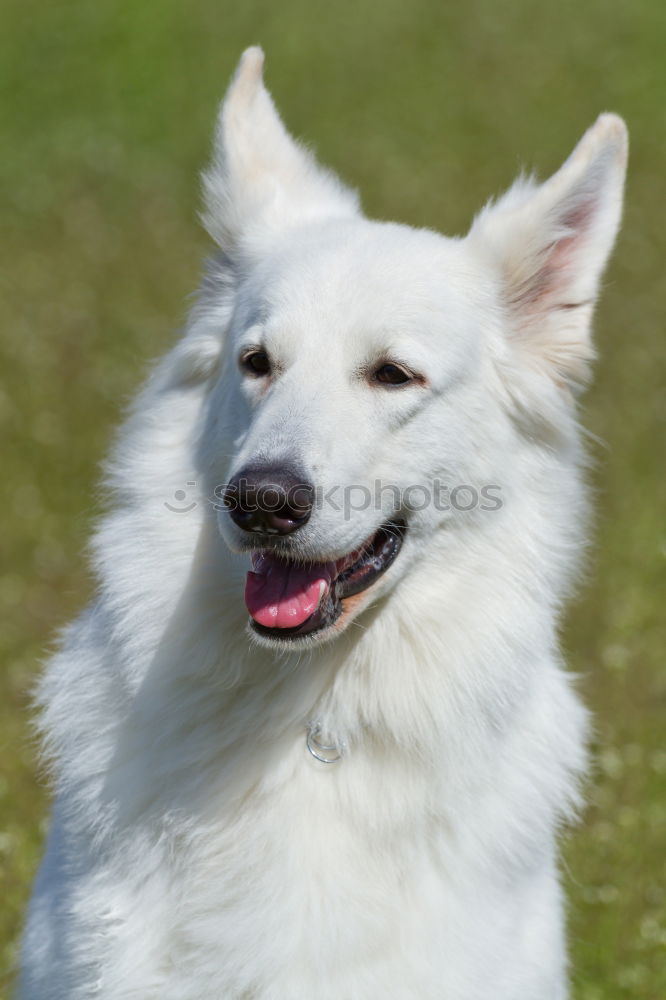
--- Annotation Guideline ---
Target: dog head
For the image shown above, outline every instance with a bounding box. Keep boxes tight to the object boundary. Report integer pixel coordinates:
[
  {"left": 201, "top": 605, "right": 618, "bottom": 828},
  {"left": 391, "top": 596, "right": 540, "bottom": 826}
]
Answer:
[{"left": 189, "top": 48, "right": 626, "bottom": 648}]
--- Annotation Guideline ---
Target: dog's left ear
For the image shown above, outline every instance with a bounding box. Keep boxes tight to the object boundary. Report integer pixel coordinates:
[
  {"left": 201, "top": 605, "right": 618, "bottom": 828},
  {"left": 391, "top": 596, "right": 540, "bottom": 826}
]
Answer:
[
  {"left": 202, "top": 47, "right": 359, "bottom": 254},
  {"left": 469, "top": 114, "right": 628, "bottom": 393}
]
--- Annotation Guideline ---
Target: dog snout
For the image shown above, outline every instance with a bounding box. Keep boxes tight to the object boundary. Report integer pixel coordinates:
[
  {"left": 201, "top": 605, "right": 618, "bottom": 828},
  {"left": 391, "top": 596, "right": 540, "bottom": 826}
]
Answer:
[{"left": 222, "top": 465, "right": 315, "bottom": 536}]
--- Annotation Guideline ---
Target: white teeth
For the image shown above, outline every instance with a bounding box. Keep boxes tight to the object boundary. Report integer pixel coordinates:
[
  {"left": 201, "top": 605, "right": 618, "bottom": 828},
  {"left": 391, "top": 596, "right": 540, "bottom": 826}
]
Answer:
[{"left": 317, "top": 579, "right": 327, "bottom": 607}]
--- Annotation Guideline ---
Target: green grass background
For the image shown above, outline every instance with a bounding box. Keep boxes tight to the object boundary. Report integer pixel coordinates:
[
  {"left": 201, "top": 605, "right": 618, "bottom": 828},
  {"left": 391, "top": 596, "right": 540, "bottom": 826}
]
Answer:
[{"left": 1, "top": 0, "right": 664, "bottom": 996}]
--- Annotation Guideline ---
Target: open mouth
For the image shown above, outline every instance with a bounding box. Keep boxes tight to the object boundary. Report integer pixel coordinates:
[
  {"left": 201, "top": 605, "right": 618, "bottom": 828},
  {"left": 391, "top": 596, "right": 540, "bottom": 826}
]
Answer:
[{"left": 245, "top": 520, "right": 406, "bottom": 641}]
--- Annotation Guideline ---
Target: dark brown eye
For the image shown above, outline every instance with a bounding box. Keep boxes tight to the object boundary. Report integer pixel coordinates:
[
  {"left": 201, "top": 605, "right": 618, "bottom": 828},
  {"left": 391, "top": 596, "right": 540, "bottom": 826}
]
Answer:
[
  {"left": 241, "top": 349, "right": 271, "bottom": 377},
  {"left": 373, "top": 363, "right": 413, "bottom": 387}
]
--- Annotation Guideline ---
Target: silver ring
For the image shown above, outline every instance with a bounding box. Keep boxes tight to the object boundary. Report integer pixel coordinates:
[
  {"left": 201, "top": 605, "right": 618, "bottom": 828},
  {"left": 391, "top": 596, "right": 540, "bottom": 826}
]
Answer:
[{"left": 306, "top": 725, "right": 343, "bottom": 764}]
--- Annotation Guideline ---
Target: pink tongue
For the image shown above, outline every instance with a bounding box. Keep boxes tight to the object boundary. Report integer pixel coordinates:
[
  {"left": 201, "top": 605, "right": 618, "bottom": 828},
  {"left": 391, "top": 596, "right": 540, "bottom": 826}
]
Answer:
[{"left": 245, "top": 554, "right": 336, "bottom": 629}]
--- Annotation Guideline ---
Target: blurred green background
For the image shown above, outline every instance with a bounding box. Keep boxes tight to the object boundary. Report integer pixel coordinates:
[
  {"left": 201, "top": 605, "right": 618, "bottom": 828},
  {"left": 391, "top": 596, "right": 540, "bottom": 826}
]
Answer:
[{"left": 1, "top": 0, "right": 664, "bottom": 996}]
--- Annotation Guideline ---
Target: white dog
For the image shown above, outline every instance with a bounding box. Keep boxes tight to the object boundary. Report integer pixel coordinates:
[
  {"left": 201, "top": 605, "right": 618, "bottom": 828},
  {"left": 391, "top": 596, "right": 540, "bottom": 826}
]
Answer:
[{"left": 19, "top": 48, "right": 627, "bottom": 999}]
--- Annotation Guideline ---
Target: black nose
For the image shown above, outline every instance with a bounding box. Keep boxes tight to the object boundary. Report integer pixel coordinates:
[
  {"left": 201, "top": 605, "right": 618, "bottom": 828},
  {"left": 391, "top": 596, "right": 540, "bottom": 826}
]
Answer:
[{"left": 222, "top": 465, "right": 315, "bottom": 536}]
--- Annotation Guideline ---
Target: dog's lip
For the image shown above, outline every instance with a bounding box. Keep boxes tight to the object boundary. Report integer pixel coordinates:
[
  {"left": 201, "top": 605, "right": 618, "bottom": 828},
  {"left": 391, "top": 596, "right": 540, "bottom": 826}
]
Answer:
[{"left": 247, "top": 520, "right": 407, "bottom": 641}]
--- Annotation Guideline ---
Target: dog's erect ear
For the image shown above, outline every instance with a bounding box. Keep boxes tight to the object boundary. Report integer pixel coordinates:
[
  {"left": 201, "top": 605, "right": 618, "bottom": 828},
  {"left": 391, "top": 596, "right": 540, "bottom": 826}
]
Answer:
[
  {"left": 469, "top": 114, "right": 628, "bottom": 392},
  {"left": 202, "top": 48, "right": 359, "bottom": 253}
]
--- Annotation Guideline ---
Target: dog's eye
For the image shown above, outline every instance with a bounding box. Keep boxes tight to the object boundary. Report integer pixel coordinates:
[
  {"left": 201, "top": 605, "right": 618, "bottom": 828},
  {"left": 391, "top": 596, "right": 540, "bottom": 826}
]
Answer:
[
  {"left": 241, "top": 349, "right": 271, "bottom": 377},
  {"left": 373, "top": 363, "right": 413, "bottom": 387}
]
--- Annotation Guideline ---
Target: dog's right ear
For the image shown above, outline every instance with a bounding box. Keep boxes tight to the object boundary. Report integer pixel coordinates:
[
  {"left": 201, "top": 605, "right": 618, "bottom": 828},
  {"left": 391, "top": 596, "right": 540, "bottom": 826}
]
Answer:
[{"left": 202, "top": 48, "right": 359, "bottom": 253}]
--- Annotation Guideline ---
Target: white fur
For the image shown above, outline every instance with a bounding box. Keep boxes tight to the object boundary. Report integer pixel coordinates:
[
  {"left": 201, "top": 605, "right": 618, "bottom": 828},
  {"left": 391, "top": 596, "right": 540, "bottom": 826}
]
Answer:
[{"left": 19, "top": 48, "right": 627, "bottom": 999}]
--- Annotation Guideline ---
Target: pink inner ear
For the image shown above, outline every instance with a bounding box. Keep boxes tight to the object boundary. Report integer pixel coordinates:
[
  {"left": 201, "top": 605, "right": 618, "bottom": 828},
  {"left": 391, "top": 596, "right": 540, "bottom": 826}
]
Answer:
[{"left": 512, "top": 196, "right": 598, "bottom": 313}]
